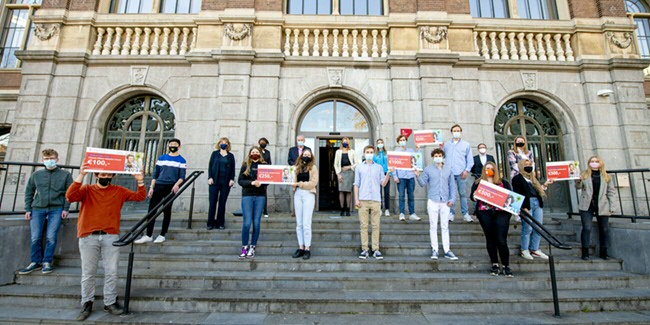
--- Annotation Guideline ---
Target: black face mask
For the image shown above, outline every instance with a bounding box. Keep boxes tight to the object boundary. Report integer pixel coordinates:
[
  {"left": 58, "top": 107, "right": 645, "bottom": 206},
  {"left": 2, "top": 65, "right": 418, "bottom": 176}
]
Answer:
[
  {"left": 524, "top": 166, "right": 534, "bottom": 173},
  {"left": 98, "top": 178, "right": 112, "bottom": 187},
  {"left": 302, "top": 156, "right": 312, "bottom": 164},
  {"left": 169, "top": 147, "right": 179, "bottom": 153},
  {"left": 259, "top": 143, "right": 267, "bottom": 149},
  {"left": 515, "top": 142, "right": 525, "bottom": 148}
]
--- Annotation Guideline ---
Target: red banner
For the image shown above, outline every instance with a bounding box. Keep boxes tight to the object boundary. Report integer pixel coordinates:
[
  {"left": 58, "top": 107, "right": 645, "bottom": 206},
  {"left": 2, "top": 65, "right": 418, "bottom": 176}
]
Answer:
[
  {"left": 473, "top": 180, "right": 525, "bottom": 215},
  {"left": 413, "top": 130, "right": 442, "bottom": 146},
  {"left": 387, "top": 151, "right": 413, "bottom": 170},
  {"left": 400, "top": 128, "right": 412, "bottom": 139},
  {"left": 84, "top": 147, "right": 144, "bottom": 175},
  {"left": 257, "top": 165, "right": 296, "bottom": 185},
  {"left": 546, "top": 161, "right": 580, "bottom": 181}
]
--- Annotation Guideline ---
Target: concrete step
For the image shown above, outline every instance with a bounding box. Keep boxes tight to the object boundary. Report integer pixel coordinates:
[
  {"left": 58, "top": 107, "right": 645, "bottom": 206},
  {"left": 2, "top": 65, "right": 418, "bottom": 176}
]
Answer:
[
  {"left": 55, "top": 254, "right": 623, "bottom": 273},
  {"left": 1, "top": 306, "right": 649, "bottom": 325},
  {"left": 1, "top": 284, "right": 649, "bottom": 315},
  {"left": 15, "top": 267, "right": 650, "bottom": 292}
]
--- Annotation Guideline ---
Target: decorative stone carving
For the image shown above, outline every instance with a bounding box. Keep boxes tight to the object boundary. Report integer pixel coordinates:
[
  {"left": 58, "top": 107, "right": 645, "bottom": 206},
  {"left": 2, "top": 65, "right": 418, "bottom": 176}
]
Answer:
[
  {"left": 420, "top": 26, "right": 448, "bottom": 44},
  {"left": 34, "top": 24, "right": 60, "bottom": 41},
  {"left": 607, "top": 32, "right": 633, "bottom": 49},
  {"left": 327, "top": 68, "right": 344, "bottom": 88},
  {"left": 520, "top": 71, "right": 537, "bottom": 90},
  {"left": 131, "top": 66, "right": 149, "bottom": 86},
  {"left": 224, "top": 23, "right": 252, "bottom": 41}
]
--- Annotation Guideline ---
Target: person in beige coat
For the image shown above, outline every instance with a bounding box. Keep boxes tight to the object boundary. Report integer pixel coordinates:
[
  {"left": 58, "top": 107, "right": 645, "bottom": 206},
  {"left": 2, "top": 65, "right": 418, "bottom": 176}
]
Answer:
[
  {"left": 292, "top": 148, "right": 319, "bottom": 260},
  {"left": 334, "top": 137, "right": 358, "bottom": 216},
  {"left": 576, "top": 156, "right": 619, "bottom": 260}
]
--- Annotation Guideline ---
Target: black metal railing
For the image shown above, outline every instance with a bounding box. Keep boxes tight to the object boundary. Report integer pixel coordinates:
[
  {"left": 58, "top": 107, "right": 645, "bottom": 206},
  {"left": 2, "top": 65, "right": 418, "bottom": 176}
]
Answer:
[
  {"left": 567, "top": 168, "right": 650, "bottom": 222},
  {"left": 0, "top": 161, "right": 83, "bottom": 215},
  {"left": 113, "top": 170, "right": 203, "bottom": 314},
  {"left": 519, "top": 208, "right": 572, "bottom": 318}
]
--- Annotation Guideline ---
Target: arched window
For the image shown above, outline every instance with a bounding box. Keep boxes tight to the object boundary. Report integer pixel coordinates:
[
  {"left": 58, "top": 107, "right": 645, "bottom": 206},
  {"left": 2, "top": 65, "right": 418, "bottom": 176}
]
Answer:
[
  {"left": 470, "top": 0, "right": 510, "bottom": 18},
  {"left": 517, "top": 0, "right": 558, "bottom": 20},
  {"left": 627, "top": 0, "right": 650, "bottom": 57},
  {"left": 103, "top": 95, "right": 175, "bottom": 176},
  {"left": 494, "top": 99, "right": 568, "bottom": 211}
]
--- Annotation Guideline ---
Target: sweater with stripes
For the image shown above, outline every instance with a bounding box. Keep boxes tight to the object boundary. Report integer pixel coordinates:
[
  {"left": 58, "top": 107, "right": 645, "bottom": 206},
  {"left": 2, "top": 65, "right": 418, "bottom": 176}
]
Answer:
[{"left": 153, "top": 154, "right": 187, "bottom": 184}]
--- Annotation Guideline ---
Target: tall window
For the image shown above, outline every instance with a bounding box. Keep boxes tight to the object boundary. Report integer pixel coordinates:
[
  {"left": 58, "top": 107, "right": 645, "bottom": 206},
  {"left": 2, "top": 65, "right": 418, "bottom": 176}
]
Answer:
[
  {"left": 161, "top": 0, "right": 201, "bottom": 13},
  {"left": 288, "top": 0, "right": 332, "bottom": 14},
  {"left": 110, "top": 0, "right": 154, "bottom": 13},
  {"left": 627, "top": 0, "right": 650, "bottom": 57},
  {"left": 0, "top": 0, "right": 41, "bottom": 68},
  {"left": 517, "top": 0, "right": 558, "bottom": 19},
  {"left": 287, "top": 0, "right": 384, "bottom": 15},
  {"left": 470, "top": 0, "right": 509, "bottom": 18},
  {"left": 340, "top": 0, "right": 383, "bottom": 15}
]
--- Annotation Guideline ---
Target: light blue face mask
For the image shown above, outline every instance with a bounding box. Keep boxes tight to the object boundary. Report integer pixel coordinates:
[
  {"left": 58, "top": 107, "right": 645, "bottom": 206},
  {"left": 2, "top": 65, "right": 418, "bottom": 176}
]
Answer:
[
  {"left": 297, "top": 141, "right": 305, "bottom": 147},
  {"left": 44, "top": 160, "right": 57, "bottom": 169},
  {"left": 377, "top": 143, "right": 384, "bottom": 149}
]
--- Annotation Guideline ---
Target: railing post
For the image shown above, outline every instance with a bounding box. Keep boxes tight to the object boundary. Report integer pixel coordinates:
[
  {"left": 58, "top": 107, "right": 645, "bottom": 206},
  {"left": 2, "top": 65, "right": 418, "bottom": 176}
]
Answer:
[
  {"left": 547, "top": 242, "right": 560, "bottom": 318},
  {"left": 123, "top": 243, "right": 135, "bottom": 314},
  {"left": 187, "top": 180, "right": 195, "bottom": 229}
]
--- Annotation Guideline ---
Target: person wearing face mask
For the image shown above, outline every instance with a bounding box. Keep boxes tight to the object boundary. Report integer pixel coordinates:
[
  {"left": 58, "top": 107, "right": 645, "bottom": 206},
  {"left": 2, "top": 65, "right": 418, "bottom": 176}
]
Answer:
[
  {"left": 135, "top": 138, "right": 187, "bottom": 244},
  {"left": 237, "top": 147, "right": 268, "bottom": 259},
  {"left": 512, "top": 158, "right": 554, "bottom": 260},
  {"left": 354, "top": 145, "right": 393, "bottom": 260},
  {"left": 470, "top": 161, "right": 514, "bottom": 277},
  {"left": 207, "top": 137, "right": 236, "bottom": 230},
  {"left": 291, "top": 148, "right": 319, "bottom": 260},
  {"left": 471, "top": 143, "right": 495, "bottom": 179},
  {"left": 414, "top": 149, "right": 458, "bottom": 261},
  {"left": 373, "top": 138, "right": 391, "bottom": 217},
  {"left": 66, "top": 163, "right": 146, "bottom": 321},
  {"left": 258, "top": 137, "right": 272, "bottom": 218},
  {"left": 576, "top": 156, "right": 618, "bottom": 260},
  {"left": 507, "top": 135, "right": 534, "bottom": 179},
  {"left": 334, "top": 137, "right": 358, "bottom": 216},
  {"left": 394, "top": 134, "right": 421, "bottom": 221},
  {"left": 288, "top": 134, "right": 311, "bottom": 166},
  {"left": 18, "top": 149, "right": 73, "bottom": 276},
  {"left": 443, "top": 124, "right": 474, "bottom": 223}
]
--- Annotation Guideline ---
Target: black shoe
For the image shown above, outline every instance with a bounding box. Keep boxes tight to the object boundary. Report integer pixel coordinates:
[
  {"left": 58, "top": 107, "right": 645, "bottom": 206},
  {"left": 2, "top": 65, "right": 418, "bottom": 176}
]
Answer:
[
  {"left": 103, "top": 302, "right": 124, "bottom": 315},
  {"left": 600, "top": 248, "right": 609, "bottom": 260},
  {"left": 503, "top": 266, "right": 514, "bottom": 278},
  {"left": 489, "top": 265, "right": 499, "bottom": 276},
  {"left": 292, "top": 249, "right": 305, "bottom": 258},
  {"left": 581, "top": 248, "right": 590, "bottom": 260},
  {"left": 77, "top": 301, "right": 93, "bottom": 321},
  {"left": 340, "top": 209, "right": 345, "bottom": 216},
  {"left": 345, "top": 208, "right": 351, "bottom": 217},
  {"left": 207, "top": 225, "right": 214, "bottom": 230},
  {"left": 303, "top": 250, "right": 311, "bottom": 260},
  {"left": 218, "top": 226, "right": 225, "bottom": 230}
]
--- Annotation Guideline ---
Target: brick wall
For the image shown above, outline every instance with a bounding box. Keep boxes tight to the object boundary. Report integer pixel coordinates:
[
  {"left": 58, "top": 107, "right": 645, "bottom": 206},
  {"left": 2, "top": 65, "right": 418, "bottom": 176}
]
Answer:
[
  {"left": 255, "top": 0, "right": 282, "bottom": 11},
  {"left": 69, "top": 0, "right": 98, "bottom": 11},
  {"left": 447, "top": 0, "right": 470, "bottom": 14},
  {"left": 203, "top": 0, "right": 255, "bottom": 10},
  {"left": 42, "top": 0, "right": 68, "bottom": 9},
  {"left": 202, "top": 0, "right": 227, "bottom": 10},
  {"left": 598, "top": 0, "right": 627, "bottom": 17},
  {"left": 389, "top": 0, "right": 417, "bottom": 13},
  {"left": 418, "top": 0, "right": 446, "bottom": 11},
  {"left": 569, "top": 0, "right": 627, "bottom": 18},
  {"left": 0, "top": 72, "right": 21, "bottom": 90}
]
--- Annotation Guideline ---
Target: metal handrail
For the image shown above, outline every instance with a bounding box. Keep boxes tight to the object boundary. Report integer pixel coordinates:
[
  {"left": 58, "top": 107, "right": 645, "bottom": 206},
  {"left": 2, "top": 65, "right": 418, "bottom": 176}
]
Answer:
[
  {"left": 519, "top": 208, "right": 572, "bottom": 318},
  {"left": 112, "top": 170, "right": 203, "bottom": 314}
]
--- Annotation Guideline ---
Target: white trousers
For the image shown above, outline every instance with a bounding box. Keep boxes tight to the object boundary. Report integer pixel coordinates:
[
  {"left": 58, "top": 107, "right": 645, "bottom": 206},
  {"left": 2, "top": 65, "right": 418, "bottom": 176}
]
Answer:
[{"left": 427, "top": 200, "right": 451, "bottom": 253}]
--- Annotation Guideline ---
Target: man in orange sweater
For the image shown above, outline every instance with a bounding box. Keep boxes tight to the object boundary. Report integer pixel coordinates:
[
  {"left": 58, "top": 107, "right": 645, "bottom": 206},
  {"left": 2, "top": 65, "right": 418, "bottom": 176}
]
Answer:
[{"left": 66, "top": 163, "right": 146, "bottom": 321}]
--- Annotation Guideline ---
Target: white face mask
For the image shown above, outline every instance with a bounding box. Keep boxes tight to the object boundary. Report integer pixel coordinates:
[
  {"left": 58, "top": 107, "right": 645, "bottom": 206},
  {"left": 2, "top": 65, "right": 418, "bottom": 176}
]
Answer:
[
  {"left": 365, "top": 154, "right": 374, "bottom": 161},
  {"left": 478, "top": 148, "right": 487, "bottom": 154},
  {"left": 399, "top": 141, "right": 406, "bottom": 147},
  {"left": 452, "top": 132, "right": 461, "bottom": 139},
  {"left": 433, "top": 157, "right": 444, "bottom": 164},
  {"left": 589, "top": 162, "right": 600, "bottom": 169}
]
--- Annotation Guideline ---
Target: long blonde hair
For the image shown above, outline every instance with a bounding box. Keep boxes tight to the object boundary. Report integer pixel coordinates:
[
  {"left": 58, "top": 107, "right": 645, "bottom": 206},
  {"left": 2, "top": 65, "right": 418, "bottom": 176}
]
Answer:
[
  {"left": 512, "top": 135, "right": 529, "bottom": 155},
  {"left": 243, "top": 147, "right": 266, "bottom": 176},
  {"left": 518, "top": 158, "right": 546, "bottom": 199},
  {"left": 295, "top": 148, "right": 315, "bottom": 173},
  {"left": 580, "top": 156, "right": 611, "bottom": 183},
  {"left": 475, "top": 161, "right": 503, "bottom": 185}
]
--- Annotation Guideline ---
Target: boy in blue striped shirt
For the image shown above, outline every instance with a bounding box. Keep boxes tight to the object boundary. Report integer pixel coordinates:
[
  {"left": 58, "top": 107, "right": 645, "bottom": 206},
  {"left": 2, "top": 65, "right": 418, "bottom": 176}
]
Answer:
[{"left": 135, "top": 138, "right": 187, "bottom": 244}]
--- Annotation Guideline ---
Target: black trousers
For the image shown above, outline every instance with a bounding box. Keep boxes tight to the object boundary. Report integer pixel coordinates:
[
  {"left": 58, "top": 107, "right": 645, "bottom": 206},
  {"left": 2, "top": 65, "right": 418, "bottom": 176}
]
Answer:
[
  {"left": 381, "top": 175, "right": 390, "bottom": 210},
  {"left": 580, "top": 209, "right": 609, "bottom": 250},
  {"left": 147, "top": 183, "right": 174, "bottom": 237},
  {"left": 476, "top": 209, "right": 511, "bottom": 266},
  {"left": 208, "top": 181, "right": 231, "bottom": 228}
]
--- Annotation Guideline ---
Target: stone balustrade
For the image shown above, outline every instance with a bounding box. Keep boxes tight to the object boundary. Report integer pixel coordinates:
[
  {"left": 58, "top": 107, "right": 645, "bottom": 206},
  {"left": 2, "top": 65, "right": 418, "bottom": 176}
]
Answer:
[
  {"left": 92, "top": 26, "right": 197, "bottom": 56},
  {"left": 474, "top": 29, "right": 575, "bottom": 62},
  {"left": 283, "top": 27, "right": 389, "bottom": 58}
]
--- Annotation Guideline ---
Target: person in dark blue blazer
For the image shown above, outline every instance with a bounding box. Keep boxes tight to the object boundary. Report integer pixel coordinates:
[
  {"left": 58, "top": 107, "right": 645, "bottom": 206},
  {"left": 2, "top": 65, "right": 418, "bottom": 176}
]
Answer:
[
  {"left": 471, "top": 143, "right": 496, "bottom": 179},
  {"left": 207, "top": 137, "right": 236, "bottom": 229},
  {"left": 288, "top": 135, "right": 311, "bottom": 166}
]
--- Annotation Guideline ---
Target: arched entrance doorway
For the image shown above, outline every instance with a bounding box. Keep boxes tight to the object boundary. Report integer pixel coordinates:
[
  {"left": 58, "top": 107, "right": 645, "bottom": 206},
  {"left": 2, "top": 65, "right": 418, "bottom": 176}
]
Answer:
[
  {"left": 494, "top": 98, "right": 569, "bottom": 211},
  {"left": 298, "top": 99, "right": 372, "bottom": 211}
]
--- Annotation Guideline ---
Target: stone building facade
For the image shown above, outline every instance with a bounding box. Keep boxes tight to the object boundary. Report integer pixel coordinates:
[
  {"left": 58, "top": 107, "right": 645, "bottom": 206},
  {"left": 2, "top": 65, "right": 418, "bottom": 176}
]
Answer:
[{"left": 0, "top": 0, "right": 648, "bottom": 214}]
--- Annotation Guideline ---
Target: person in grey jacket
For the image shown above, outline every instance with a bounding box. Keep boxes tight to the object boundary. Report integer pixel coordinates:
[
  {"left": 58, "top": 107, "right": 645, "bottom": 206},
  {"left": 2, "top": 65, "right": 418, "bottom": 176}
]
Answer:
[
  {"left": 19, "top": 149, "right": 73, "bottom": 275},
  {"left": 576, "top": 156, "right": 619, "bottom": 260}
]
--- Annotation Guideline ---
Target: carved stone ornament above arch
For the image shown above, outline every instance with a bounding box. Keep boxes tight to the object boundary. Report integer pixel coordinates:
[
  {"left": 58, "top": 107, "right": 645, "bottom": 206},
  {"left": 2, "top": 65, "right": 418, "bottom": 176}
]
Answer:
[
  {"left": 223, "top": 23, "right": 253, "bottom": 48},
  {"left": 607, "top": 31, "right": 633, "bottom": 49},
  {"left": 419, "top": 26, "right": 449, "bottom": 52},
  {"left": 34, "top": 24, "right": 60, "bottom": 41}
]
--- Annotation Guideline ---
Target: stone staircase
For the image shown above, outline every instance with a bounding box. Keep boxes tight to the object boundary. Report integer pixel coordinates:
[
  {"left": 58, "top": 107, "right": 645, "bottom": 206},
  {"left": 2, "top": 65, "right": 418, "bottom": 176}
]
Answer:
[{"left": 1, "top": 212, "right": 650, "bottom": 324}]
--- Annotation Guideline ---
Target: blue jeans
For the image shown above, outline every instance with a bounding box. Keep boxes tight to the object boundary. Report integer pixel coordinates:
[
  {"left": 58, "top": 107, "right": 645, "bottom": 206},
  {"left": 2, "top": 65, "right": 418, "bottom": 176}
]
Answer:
[
  {"left": 521, "top": 197, "right": 543, "bottom": 251},
  {"left": 30, "top": 209, "right": 63, "bottom": 264},
  {"left": 452, "top": 175, "right": 469, "bottom": 216},
  {"left": 241, "top": 195, "right": 265, "bottom": 246},
  {"left": 397, "top": 178, "right": 415, "bottom": 214}
]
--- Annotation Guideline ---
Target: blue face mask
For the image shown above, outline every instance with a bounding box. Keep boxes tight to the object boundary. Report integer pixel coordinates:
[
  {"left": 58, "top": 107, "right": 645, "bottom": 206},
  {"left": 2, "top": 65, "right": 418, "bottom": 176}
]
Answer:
[
  {"left": 377, "top": 143, "right": 384, "bottom": 149},
  {"left": 44, "top": 160, "right": 57, "bottom": 169},
  {"left": 342, "top": 142, "right": 349, "bottom": 148},
  {"left": 297, "top": 141, "right": 304, "bottom": 147},
  {"left": 220, "top": 143, "right": 228, "bottom": 150}
]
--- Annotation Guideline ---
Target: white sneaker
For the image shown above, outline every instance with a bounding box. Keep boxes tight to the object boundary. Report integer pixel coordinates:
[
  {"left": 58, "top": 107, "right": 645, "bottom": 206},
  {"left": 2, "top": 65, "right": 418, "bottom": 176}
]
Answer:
[
  {"left": 134, "top": 235, "right": 152, "bottom": 244},
  {"left": 399, "top": 213, "right": 405, "bottom": 221},
  {"left": 531, "top": 250, "right": 549, "bottom": 260},
  {"left": 409, "top": 214, "right": 421, "bottom": 221},
  {"left": 463, "top": 214, "right": 474, "bottom": 223},
  {"left": 384, "top": 210, "right": 390, "bottom": 217},
  {"left": 263, "top": 214, "right": 269, "bottom": 218},
  {"left": 153, "top": 235, "right": 166, "bottom": 244},
  {"left": 448, "top": 214, "right": 455, "bottom": 222},
  {"left": 520, "top": 250, "right": 534, "bottom": 260}
]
